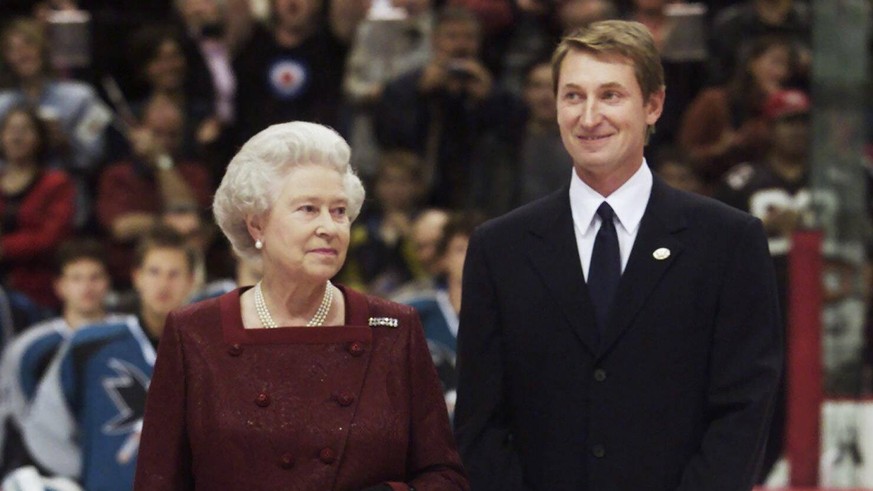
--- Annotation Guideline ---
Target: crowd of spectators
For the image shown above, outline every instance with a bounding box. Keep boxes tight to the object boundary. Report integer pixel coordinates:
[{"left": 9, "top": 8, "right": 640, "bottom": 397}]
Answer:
[{"left": 0, "top": 0, "right": 830, "bottom": 488}]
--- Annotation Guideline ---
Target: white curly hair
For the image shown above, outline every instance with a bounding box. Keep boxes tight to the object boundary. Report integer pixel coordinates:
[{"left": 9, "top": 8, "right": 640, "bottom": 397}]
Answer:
[{"left": 212, "top": 121, "right": 365, "bottom": 265}]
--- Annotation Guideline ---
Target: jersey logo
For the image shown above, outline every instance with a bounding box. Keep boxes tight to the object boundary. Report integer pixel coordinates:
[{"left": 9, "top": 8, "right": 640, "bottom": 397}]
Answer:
[
  {"left": 269, "top": 59, "right": 308, "bottom": 99},
  {"left": 101, "top": 358, "right": 149, "bottom": 436}
]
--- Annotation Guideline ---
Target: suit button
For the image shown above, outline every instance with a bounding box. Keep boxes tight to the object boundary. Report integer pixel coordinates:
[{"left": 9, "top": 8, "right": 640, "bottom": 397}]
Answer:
[
  {"left": 319, "top": 447, "right": 336, "bottom": 464},
  {"left": 334, "top": 392, "right": 355, "bottom": 407},
  {"left": 255, "top": 392, "right": 271, "bottom": 407},
  {"left": 593, "top": 369, "right": 607, "bottom": 382},
  {"left": 592, "top": 444, "right": 606, "bottom": 458},
  {"left": 348, "top": 341, "right": 365, "bottom": 357},
  {"left": 278, "top": 453, "right": 295, "bottom": 469},
  {"left": 228, "top": 344, "right": 243, "bottom": 356}
]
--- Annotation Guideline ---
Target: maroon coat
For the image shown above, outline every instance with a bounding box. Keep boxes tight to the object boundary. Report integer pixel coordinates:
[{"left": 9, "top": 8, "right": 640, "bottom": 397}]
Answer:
[{"left": 135, "top": 285, "right": 469, "bottom": 491}]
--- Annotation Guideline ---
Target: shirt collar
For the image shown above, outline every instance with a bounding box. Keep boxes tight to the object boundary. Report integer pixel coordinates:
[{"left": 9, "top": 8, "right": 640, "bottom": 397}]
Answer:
[{"left": 569, "top": 159, "right": 653, "bottom": 235}]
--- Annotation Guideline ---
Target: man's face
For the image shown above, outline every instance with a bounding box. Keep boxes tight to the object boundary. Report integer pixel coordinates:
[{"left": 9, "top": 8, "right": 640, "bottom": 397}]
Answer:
[
  {"left": 524, "top": 63, "right": 557, "bottom": 125},
  {"left": 432, "top": 19, "right": 479, "bottom": 63},
  {"left": 556, "top": 50, "right": 663, "bottom": 193},
  {"left": 55, "top": 259, "right": 110, "bottom": 320},
  {"left": 771, "top": 115, "right": 809, "bottom": 161},
  {"left": 133, "top": 248, "right": 194, "bottom": 323}
]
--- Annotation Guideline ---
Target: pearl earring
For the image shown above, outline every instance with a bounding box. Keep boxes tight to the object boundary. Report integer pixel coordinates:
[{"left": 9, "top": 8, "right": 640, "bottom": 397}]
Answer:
[{"left": 255, "top": 239, "right": 263, "bottom": 250}]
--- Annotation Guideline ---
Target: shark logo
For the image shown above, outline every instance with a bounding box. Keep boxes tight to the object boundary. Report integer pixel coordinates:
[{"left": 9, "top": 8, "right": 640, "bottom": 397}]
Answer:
[{"left": 101, "top": 358, "right": 149, "bottom": 435}]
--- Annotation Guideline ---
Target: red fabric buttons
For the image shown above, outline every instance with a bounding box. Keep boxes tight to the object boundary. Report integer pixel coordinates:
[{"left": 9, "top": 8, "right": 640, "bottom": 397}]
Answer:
[
  {"left": 255, "top": 392, "right": 271, "bottom": 407},
  {"left": 228, "top": 344, "right": 243, "bottom": 356},
  {"left": 318, "top": 447, "right": 336, "bottom": 464},
  {"left": 348, "top": 341, "right": 365, "bottom": 357},
  {"left": 278, "top": 453, "right": 295, "bottom": 469},
  {"left": 334, "top": 392, "right": 355, "bottom": 407}
]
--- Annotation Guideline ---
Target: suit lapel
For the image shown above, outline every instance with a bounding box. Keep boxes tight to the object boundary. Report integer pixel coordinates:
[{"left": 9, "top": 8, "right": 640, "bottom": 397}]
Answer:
[
  {"left": 524, "top": 187, "right": 599, "bottom": 355},
  {"left": 600, "top": 177, "right": 687, "bottom": 354}
]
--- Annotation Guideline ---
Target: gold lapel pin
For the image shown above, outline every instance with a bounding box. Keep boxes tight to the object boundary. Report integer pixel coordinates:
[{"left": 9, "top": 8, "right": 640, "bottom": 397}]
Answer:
[{"left": 652, "top": 247, "right": 671, "bottom": 260}]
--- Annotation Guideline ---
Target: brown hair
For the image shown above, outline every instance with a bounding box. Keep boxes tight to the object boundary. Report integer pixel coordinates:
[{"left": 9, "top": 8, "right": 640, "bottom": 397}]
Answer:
[
  {"left": 0, "top": 18, "right": 53, "bottom": 86},
  {"left": 54, "top": 238, "right": 109, "bottom": 276},
  {"left": 132, "top": 225, "right": 198, "bottom": 273},
  {"left": 551, "top": 20, "right": 665, "bottom": 138}
]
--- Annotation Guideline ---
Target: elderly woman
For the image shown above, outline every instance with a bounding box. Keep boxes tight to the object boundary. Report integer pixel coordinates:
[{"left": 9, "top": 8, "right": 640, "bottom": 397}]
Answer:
[{"left": 134, "top": 121, "right": 469, "bottom": 491}]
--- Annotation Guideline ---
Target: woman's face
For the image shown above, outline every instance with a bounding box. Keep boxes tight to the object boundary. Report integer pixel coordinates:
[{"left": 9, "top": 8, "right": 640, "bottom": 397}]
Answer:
[
  {"left": 145, "top": 39, "right": 187, "bottom": 92},
  {"left": 750, "top": 44, "right": 791, "bottom": 94},
  {"left": 3, "top": 32, "right": 43, "bottom": 80},
  {"left": 1, "top": 111, "right": 40, "bottom": 162},
  {"left": 252, "top": 164, "right": 351, "bottom": 284},
  {"left": 375, "top": 165, "right": 419, "bottom": 212}
]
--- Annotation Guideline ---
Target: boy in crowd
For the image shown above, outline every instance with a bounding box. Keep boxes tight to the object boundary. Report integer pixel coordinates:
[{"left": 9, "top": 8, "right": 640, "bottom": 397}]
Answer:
[{"left": 19, "top": 227, "right": 196, "bottom": 491}]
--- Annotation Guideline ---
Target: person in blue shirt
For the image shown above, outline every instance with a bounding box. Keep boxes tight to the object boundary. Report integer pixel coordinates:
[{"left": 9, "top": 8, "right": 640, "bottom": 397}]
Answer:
[{"left": 20, "top": 227, "right": 196, "bottom": 491}]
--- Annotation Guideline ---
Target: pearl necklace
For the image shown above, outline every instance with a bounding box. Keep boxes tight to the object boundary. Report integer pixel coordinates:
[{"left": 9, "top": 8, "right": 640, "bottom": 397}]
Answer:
[{"left": 254, "top": 280, "right": 333, "bottom": 328}]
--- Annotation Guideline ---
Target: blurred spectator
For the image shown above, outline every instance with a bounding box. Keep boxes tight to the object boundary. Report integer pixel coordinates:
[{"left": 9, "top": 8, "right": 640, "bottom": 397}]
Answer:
[
  {"left": 447, "top": 0, "right": 514, "bottom": 82},
  {"left": 375, "top": 5, "right": 515, "bottom": 207},
  {"left": 471, "top": 58, "right": 571, "bottom": 214},
  {"left": 173, "top": 0, "right": 254, "bottom": 179},
  {"left": 0, "top": 18, "right": 110, "bottom": 175},
  {"left": 21, "top": 226, "right": 196, "bottom": 491},
  {"left": 119, "top": 25, "right": 219, "bottom": 163},
  {"left": 0, "top": 18, "right": 111, "bottom": 228},
  {"left": 391, "top": 207, "right": 450, "bottom": 302},
  {"left": 403, "top": 211, "right": 485, "bottom": 420},
  {"left": 343, "top": 0, "right": 435, "bottom": 178},
  {"left": 0, "top": 105, "right": 76, "bottom": 309},
  {"left": 678, "top": 35, "right": 795, "bottom": 194},
  {"left": 649, "top": 144, "right": 703, "bottom": 194},
  {"left": 707, "top": 0, "right": 810, "bottom": 86},
  {"left": 340, "top": 149, "right": 426, "bottom": 297},
  {"left": 0, "top": 238, "right": 124, "bottom": 478},
  {"left": 96, "top": 96, "right": 212, "bottom": 290},
  {"left": 714, "top": 89, "right": 811, "bottom": 482},
  {"left": 233, "top": 0, "right": 368, "bottom": 144},
  {"left": 493, "top": 0, "right": 557, "bottom": 97}
]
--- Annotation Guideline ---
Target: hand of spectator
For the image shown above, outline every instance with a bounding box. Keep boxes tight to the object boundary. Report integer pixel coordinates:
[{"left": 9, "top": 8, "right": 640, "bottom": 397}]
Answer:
[
  {"left": 419, "top": 60, "right": 451, "bottom": 94},
  {"left": 196, "top": 117, "right": 223, "bottom": 147},
  {"left": 458, "top": 59, "right": 494, "bottom": 101},
  {"left": 129, "top": 126, "right": 164, "bottom": 166}
]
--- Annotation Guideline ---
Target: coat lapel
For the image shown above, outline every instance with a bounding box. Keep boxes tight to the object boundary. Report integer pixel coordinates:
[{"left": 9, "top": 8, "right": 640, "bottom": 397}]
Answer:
[
  {"left": 524, "top": 187, "right": 600, "bottom": 355},
  {"left": 600, "top": 177, "right": 687, "bottom": 354}
]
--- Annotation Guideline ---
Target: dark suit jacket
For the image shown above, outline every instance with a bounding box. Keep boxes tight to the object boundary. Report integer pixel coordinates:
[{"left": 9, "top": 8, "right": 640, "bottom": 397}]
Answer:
[
  {"left": 454, "top": 176, "right": 783, "bottom": 491},
  {"left": 135, "top": 285, "right": 469, "bottom": 491}
]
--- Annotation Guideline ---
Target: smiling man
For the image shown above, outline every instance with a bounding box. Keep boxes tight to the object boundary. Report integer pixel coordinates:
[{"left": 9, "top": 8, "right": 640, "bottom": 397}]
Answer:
[{"left": 454, "top": 20, "right": 783, "bottom": 491}]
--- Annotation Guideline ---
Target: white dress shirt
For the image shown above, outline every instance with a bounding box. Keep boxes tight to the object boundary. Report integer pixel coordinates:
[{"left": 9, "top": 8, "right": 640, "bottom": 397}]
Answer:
[{"left": 569, "top": 161, "right": 653, "bottom": 280}]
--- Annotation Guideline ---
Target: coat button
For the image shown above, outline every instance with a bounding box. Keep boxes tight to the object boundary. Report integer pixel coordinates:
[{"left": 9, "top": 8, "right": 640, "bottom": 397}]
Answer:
[
  {"left": 348, "top": 341, "right": 365, "bottom": 357},
  {"left": 228, "top": 344, "right": 243, "bottom": 356},
  {"left": 334, "top": 392, "right": 355, "bottom": 407},
  {"left": 593, "top": 369, "right": 607, "bottom": 382},
  {"left": 255, "top": 392, "right": 271, "bottom": 407},
  {"left": 592, "top": 444, "right": 606, "bottom": 458},
  {"left": 278, "top": 453, "right": 295, "bottom": 469},
  {"left": 318, "top": 447, "right": 336, "bottom": 464}
]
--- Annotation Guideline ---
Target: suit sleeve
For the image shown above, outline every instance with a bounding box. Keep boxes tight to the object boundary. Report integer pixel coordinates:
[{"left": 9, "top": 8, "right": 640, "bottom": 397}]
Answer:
[
  {"left": 133, "top": 313, "right": 193, "bottom": 491},
  {"left": 400, "top": 310, "right": 470, "bottom": 491},
  {"left": 453, "top": 229, "right": 530, "bottom": 491},
  {"left": 676, "top": 217, "right": 783, "bottom": 490}
]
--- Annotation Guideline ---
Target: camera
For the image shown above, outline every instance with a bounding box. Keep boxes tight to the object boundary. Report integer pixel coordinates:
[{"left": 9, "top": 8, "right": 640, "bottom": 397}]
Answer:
[{"left": 446, "top": 60, "right": 474, "bottom": 81}]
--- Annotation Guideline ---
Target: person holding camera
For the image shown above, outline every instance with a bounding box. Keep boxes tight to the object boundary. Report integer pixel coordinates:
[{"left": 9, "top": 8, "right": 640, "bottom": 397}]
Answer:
[{"left": 375, "top": 5, "right": 516, "bottom": 209}]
